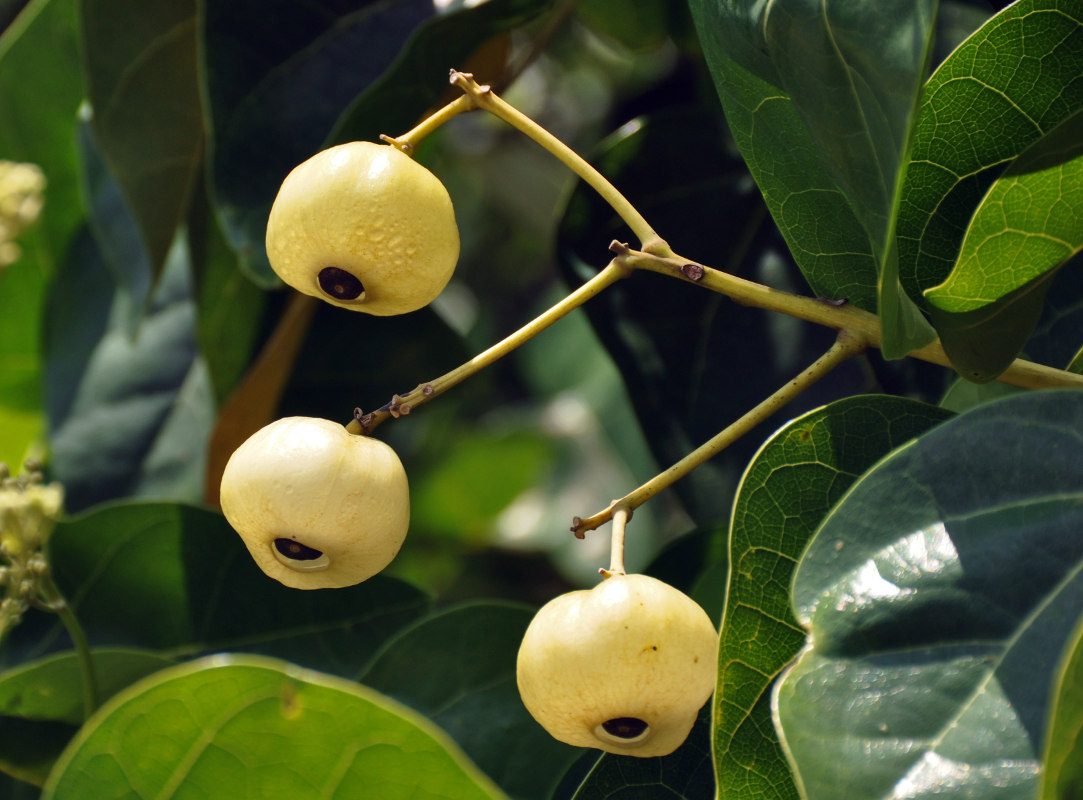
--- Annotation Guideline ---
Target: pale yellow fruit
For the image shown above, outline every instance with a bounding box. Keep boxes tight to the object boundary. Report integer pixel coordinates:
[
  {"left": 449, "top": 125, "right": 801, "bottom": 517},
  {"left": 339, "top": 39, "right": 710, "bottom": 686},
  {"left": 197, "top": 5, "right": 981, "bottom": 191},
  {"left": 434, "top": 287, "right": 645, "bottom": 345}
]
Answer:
[
  {"left": 516, "top": 573, "right": 718, "bottom": 757},
  {"left": 219, "top": 417, "right": 409, "bottom": 589},
  {"left": 265, "top": 141, "right": 459, "bottom": 315}
]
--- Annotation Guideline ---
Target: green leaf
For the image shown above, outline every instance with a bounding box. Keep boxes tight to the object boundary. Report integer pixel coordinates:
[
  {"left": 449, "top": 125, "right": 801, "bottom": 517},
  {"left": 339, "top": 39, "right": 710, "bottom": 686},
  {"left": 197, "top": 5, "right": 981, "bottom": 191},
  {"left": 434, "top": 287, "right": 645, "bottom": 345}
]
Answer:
[
  {"left": 44, "top": 502, "right": 430, "bottom": 674},
  {"left": 0, "top": 648, "right": 173, "bottom": 725},
  {"left": 42, "top": 655, "right": 507, "bottom": 799},
  {"left": 45, "top": 233, "right": 215, "bottom": 512},
  {"left": 0, "top": 0, "right": 84, "bottom": 459},
  {"left": 411, "top": 431, "right": 556, "bottom": 544},
  {"left": 898, "top": 0, "right": 1083, "bottom": 304},
  {"left": 922, "top": 110, "right": 1083, "bottom": 381},
  {"left": 362, "top": 602, "right": 580, "bottom": 800},
  {"left": 686, "top": 0, "right": 939, "bottom": 357},
  {"left": 556, "top": 107, "right": 871, "bottom": 527},
  {"left": 1041, "top": 614, "right": 1083, "bottom": 799},
  {"left": 716, "top": 395, "right": 951, "bottom": 800},
  {"left": 80, "top": 0, "right": 203, "bottom": 284},
  {"left": 571, "top": 704, "right": 714, "bottom": 800},
  {"left": 204, "top": 0, "right": 549, "bottom": 284},
  {"left": 775, "top": 390, "right": 1083, "bottom": 799},
  {"left": 0, "top": 649, "right": 175, "bottom": 783},
  {"left": 926, "top": 110, "right": 1083, "bottom": 312},
  {"left": 0, "top": 718, "right": 73, "bottom": 787}
]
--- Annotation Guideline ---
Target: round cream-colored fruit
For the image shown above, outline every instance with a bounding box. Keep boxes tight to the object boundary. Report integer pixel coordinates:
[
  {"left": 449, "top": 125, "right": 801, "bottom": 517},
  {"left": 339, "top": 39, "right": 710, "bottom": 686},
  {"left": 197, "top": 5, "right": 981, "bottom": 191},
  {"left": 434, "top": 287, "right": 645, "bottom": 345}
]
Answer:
[
  {"left": 219, "top": 417, "right": 409, "bottom": 589},
  {"left": 516, "top": 573, "right": 717, "bottom": 757},
  {"left": 265, "top": 141, "right": 459, "bottom": 316}
]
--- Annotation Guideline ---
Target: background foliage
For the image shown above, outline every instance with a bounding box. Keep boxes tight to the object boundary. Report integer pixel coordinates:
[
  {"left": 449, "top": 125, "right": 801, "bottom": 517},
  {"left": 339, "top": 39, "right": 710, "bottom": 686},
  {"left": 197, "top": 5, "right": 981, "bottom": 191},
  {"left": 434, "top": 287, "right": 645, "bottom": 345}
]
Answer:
[{"left": 1, "top": 0, "right": 1082, "bottom": 798}]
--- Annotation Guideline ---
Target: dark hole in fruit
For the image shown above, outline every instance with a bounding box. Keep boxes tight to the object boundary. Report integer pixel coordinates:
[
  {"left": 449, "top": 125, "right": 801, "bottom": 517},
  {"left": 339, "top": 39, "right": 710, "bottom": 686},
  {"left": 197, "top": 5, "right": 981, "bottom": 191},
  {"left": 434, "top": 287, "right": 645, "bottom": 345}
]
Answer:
[
  {"left": 318, "top": 267, "right": 364, "bottom": 300},
  {"left": 602, "top": 717, "right": 648, "bottom": 739},
  {"left": 274, "top": 538, "right": 324, "bottom": 561}
]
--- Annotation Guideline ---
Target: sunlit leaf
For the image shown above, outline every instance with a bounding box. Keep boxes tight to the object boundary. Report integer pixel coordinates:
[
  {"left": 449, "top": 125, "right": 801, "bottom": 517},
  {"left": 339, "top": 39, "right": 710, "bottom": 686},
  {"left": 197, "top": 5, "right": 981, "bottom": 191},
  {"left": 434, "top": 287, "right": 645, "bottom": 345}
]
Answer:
[
  {"left": 1040, "top": 614, "right": 1083, "bottom": 799},
  {"left": 716, "top": 395, "right": 951, "bottom": 800},
  {"left": 42, "top": 655, "right": 507, "bottom": 799},
  {"left": 923, "top": 110, "right": 1083, "bottom": 381},
  {"left": 898, "top": 0, "right": 1083, "bottom": 304},
  {"left": 775, "top": 390, "right": 1083, "bottom": 799}
]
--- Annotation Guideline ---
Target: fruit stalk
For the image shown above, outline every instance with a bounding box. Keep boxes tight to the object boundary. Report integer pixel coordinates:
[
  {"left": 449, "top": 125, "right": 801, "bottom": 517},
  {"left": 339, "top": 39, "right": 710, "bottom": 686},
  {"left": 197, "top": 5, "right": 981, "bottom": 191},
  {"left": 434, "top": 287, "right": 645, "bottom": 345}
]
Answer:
[
  {"left": 350, "top": 257, "right": 632, "bottom": 434},
  {"left": 572, "top": 331, "right": 869, "bottom": 535}
]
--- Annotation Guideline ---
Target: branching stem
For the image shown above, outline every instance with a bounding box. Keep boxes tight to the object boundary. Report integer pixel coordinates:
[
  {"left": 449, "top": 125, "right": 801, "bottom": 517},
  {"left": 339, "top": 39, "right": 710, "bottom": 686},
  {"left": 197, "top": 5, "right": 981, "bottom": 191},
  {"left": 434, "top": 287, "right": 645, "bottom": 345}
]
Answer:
[
  {"left": 448, "top": 71, "right": 666, "bottom": 252},
  {"left": 628, "top": 248, "right": 1083, "bottom": 392},
  {"left": 571, "top": 331, "right": 869, "bottom": 535},
  {"left": 349, "top": 258, "right": 631, "bottom": 435}
]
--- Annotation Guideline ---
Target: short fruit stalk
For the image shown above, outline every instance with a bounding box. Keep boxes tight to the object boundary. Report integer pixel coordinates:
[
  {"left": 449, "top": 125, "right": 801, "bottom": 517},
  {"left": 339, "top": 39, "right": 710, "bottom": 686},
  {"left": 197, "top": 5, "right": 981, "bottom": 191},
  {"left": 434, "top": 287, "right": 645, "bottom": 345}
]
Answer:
[
  {"left": 265, "top": 141, "right": 460, "bottom": 316},
  {"left": 219, "top": 417, "right": 409, "bottom": 589},
  {"left": 516, "top": 573, "right": 718, "bottom": 757}
]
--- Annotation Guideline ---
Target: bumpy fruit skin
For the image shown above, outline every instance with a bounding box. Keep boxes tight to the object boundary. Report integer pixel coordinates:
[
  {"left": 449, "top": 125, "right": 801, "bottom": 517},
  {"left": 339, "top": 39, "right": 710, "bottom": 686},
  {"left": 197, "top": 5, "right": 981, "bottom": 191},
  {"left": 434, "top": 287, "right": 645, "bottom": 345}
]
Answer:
[
  {"left": 516, "top": 573, "right": 718, "bottom": 757},
  {"left": 219, "top": 417, "right": 409, "bottom": 590},
  {"left": 265, "top": 141, "right": 459, "bottom": 316}
]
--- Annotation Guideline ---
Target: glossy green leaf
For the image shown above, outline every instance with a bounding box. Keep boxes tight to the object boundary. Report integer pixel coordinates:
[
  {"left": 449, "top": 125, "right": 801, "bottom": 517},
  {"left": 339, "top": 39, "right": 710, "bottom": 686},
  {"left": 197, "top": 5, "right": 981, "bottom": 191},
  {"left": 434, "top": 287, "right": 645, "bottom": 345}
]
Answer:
[
  {"left": 0, "top": 0, "right": 83, "bottom": 460},
  {"left": 557, "top": 107, "right": 871, "bottom": 527},
  {"left": 362, "top": 602, "right": 580, "bottom": 800},
  {"left": 775, "top": 390, "right": 1083, "bottom": 799},
  {"left": 43, "top": 502, "right": 430, "bottom": 674},
  {"left": 0, "top": 648, "right": 173, "bottom": 725},
  {"left": 923, "top": 110, "right": 1083, "bottom": 381},
  {"left": 715, "top": 395, "right": 951, "bottom": 800},
  {"left": 42, "top": 655, "right": 507, "bottom": 799},
  {"left": 1040, "top": 614, "right": 1083, "bottom": 799},
  {"left": 898, "top": 0, "right": 1083, "bottom": 304},
  {"left": 81, "top": 0, "right": 203, "bottom": 284},
  {"left": 571, "top": 704, "right": 714, "bottom": 800},
  {"left": 686, "top": 0, "right": 938, "bottom": 357},
  {"left": 203, "top": 0, "right": 549, "bottom": 284}
]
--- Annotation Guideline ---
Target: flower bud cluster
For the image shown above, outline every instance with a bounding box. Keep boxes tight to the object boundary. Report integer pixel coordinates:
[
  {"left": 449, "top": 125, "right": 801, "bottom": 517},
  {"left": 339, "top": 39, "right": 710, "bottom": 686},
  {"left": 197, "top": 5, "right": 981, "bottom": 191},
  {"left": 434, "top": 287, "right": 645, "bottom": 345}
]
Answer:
[
  {"left": 0, "top": 462, "right": 63, "bottom": 641},
  {"left": 0, "top": 161, "right": 45, "bottom": 269}
]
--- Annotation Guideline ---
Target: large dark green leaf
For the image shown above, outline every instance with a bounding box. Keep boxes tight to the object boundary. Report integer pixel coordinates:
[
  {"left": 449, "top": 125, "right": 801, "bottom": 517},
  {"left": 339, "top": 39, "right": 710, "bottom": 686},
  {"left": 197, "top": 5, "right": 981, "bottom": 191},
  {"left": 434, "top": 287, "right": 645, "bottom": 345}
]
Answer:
[
  {"left": 81, "top": 0, "right": 204, "bottom": 285},
  {"left": 686, "top": 0, "right": 939, "bottom": 358},
  {"left": 898, "top": 0, "right": 1083, "bottom": 305},
  {"left": 42, "top": 655, "right": 507, "bottom": 799},
  {"left": 923, "top": 109, "right": 1083, "bottom": 381},
  {"left": 362, "top": 602, "right": 580, "bottom": 800},
  {"left": 0, "top": 0, "right": 83, "bottom": 465},
  {"left": 775, "top": 390, "right": 1083, "bottom": 799},
  {"left": 571, "top": 704, "right": 714, "bottom": 800},
  {"left": 203, "top": 0, "right": 550, "bottom": 285},
  {"left": 39, "top": 502, "right": 430, "bottom": 675},
  {"left": 557, "top": 107, "right": 872, "bottom": 527},
  {"left": 715, "top": 395, "right": 951, "bottom": 800}
]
